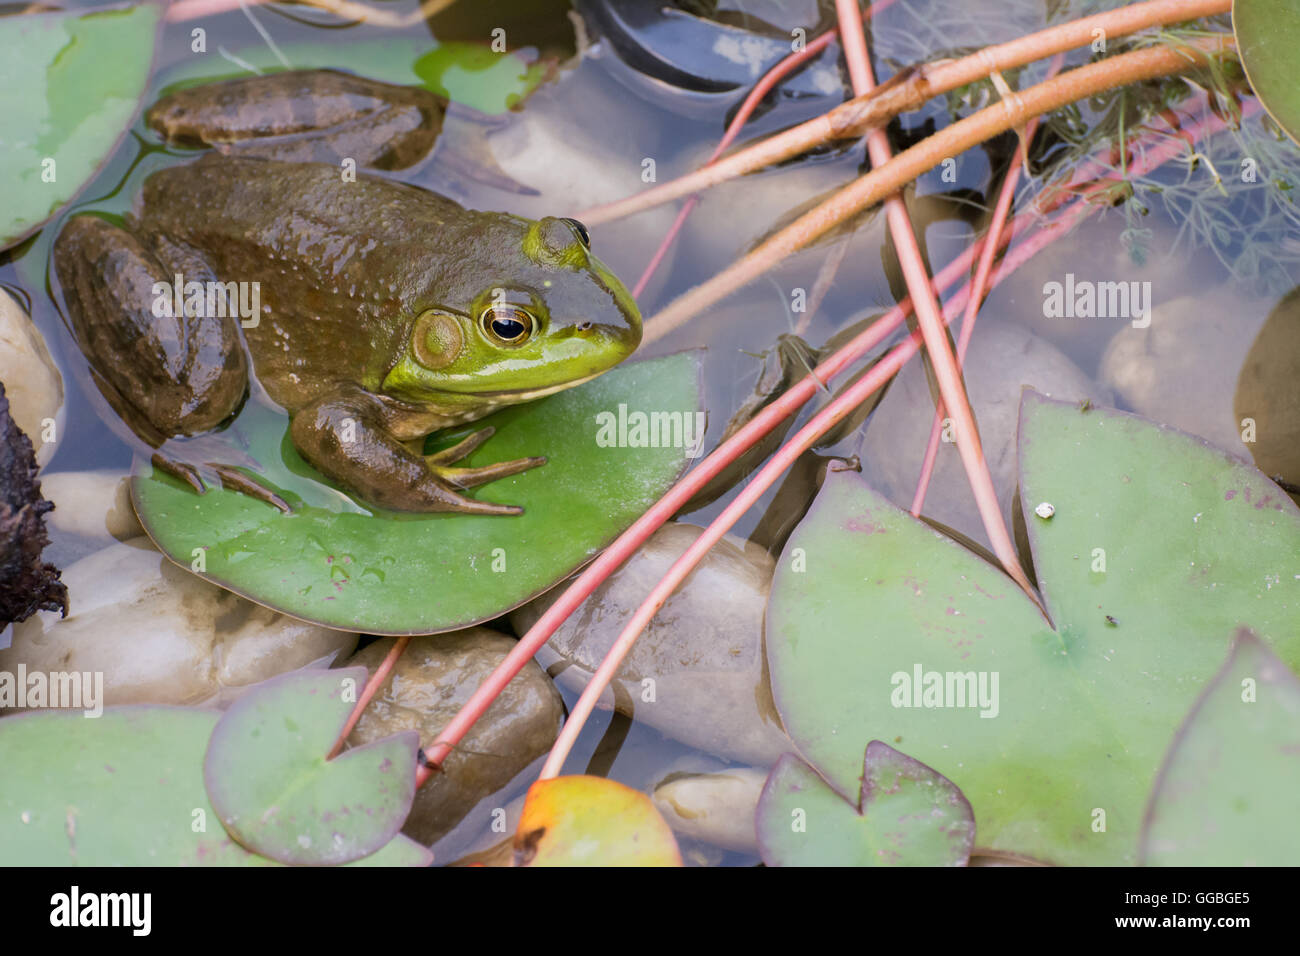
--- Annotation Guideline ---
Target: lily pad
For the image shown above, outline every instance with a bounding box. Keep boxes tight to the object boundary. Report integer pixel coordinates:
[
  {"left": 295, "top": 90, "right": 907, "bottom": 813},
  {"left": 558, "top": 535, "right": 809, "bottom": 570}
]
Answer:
[
  {"left": 0, "top": 3, "right": 161, "bottom": 250},
  {"left": 1235, "top": 0, "right": 1300, "bottom": 144},
  {"left": 513, "top": 776, "right": 682, "bottom": 867},
  {"left": 756, "top": 742, "right": 975, "bottom": 867},
  {"left": 766, "top": 391, "right": 1300, "bottom": 865},
  {"left": 204, "top": 668, "right": 418, "bottom": 866},
  {"left": 1140, "top": 631, "right": 1300, "bottom": 866},
  {"left": 0, "top": 706, "right": 430, "bottom": 866},
  {"left": 132, "top": 353, "right": 701, "bottom": 634}
]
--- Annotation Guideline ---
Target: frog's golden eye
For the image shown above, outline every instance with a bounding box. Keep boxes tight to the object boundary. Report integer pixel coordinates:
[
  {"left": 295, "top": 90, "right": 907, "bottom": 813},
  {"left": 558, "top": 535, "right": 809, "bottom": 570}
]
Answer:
[
  {"left": 561, "top": 217, "right": 591, "bottom": 248},
  {"left": 480, "top": 305, "right": 534, "bottom": 346}
]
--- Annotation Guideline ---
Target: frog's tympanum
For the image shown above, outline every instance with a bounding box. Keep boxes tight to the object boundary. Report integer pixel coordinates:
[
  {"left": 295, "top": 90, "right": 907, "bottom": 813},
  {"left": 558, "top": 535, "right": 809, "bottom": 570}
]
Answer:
[{"left": 53, "top": 70, "right": 641, "bottom": 516}]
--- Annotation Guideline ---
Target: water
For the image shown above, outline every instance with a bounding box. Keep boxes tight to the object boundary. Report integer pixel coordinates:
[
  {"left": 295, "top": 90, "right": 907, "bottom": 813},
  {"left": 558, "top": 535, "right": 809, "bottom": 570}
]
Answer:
[{"left": 2, "top": 0, "right": 1294, "bottom": 866}]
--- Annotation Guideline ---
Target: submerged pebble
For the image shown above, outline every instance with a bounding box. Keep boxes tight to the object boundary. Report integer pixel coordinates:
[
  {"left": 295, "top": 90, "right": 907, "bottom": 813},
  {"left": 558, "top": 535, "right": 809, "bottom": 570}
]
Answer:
[
  {"left": 0, "top": 538, "right": 357, "bottom": 708},
  {"left": 512, "top": 522, "right": 793, "bottom": 765},
  {"left": 1100, "top": 285, "right": 1271, "bottom": 460},
  {"left": 0, "top": 289, "right": 64, "bottom": 468},
  {"left": 40, "top": 470, "right": 142, "bottom": 541},
  {"left": 341, "top": 629, "right": 565, "bottom": 847},
  {"left": 652, "top": 764, "right": 767, "bottom": 854}
]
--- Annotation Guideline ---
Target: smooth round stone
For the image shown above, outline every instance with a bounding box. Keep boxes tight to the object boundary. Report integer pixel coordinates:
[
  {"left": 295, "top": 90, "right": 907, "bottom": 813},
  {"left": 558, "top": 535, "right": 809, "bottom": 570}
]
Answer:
[
  {"left": 41, "top": 470, "right": 142, "bottom": 541},
  {"left": 1101, "top": 285, "right": 1272, "bottom": 460},
  {"left": 0, "top": 538, "right": 357, "bottom": 709},
  {"left": 342, "top": 629, "right": 565, "bottom": 847},
  {"left": 652, "top": 765, "right": 767, "bottom": 853},
  {"left": 978, "top": 214, "right": 1225, "bottom": 374},
  {"left": 512, "top": 522, "right": 793, "bottom": 765},
  {"left": 0, "top": 289, "right": 64, "bottom": 468}
]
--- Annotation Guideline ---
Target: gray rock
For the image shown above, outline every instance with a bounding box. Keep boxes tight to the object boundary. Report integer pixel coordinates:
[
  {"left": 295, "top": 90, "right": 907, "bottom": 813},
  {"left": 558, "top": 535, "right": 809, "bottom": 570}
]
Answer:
[
  {"left": 342, "top": 629, "right": 564, "bottom": 847},
  {"left": 1100, "top": 284, "right": 1273, "bottom": 462},
  {"left": 0, "top": 538, "right": 357, "bottom": 708},
  {"left": 652, "top": 764, "right": 766, "bottom": 853},
  {"left": 512, "top": 522, "right": 792, "bottom": 765}
]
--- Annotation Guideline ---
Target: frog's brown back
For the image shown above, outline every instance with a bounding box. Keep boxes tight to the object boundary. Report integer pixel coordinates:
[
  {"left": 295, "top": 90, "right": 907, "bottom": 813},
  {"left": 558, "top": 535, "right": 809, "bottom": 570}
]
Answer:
[{"left": 135, "top": 156, "right": 485, "bottom": 409}]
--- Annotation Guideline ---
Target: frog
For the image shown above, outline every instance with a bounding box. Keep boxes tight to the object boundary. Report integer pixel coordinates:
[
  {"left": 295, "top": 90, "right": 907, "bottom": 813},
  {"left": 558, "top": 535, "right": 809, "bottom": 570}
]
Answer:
[{"left": 52, "top": 69, "right": 641, "bottom": 516}]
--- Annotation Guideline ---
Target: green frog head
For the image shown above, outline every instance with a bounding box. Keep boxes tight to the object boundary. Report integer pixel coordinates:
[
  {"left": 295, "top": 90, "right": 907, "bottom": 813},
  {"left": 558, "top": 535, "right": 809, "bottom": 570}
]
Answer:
[{"left": 381, "top": 215, "right": 641, "bottom": 409}]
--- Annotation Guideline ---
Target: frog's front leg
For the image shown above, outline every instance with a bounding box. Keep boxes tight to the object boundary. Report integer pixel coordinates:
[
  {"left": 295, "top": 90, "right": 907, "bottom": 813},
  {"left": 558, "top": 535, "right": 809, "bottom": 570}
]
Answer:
[{"left": 290, "top": 384, "right": 544, "bottom": 515}]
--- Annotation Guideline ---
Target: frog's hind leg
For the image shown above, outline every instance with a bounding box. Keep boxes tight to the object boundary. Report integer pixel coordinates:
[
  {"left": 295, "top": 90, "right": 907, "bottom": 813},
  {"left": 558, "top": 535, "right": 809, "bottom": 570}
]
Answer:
[{"left": 53, "top": 215, "right": 251, "bottom": 485}]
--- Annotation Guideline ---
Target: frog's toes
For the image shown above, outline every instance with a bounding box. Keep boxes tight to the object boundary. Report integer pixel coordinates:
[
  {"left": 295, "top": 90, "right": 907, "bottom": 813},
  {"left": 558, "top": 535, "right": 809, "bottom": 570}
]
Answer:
[
  {"left": 151, "top": 453, "right": 206, "bottom": 495},
  {"left": 431, "top": 455, "right": 546, "bottom": 491},
  {"left": 425, "top": 427, "right": 497, "bottom": 466},
  {"left": 208, "top": 463, "right": 292, "bottom": 514}
]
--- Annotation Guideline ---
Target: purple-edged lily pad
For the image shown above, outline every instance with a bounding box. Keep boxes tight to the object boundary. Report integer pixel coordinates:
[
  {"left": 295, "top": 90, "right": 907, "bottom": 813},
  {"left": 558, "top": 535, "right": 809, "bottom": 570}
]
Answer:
[
  {"left": 757, "top": 742, "right": 974, "bottom": 866},
  {"left": 767, "top": 391, "right": 1300, "bottom": 865},
  {"left": 1141, "top": 630, "right": 1300, "bottom": 865},
  {"left": 204, "top": 668, "right": 419, "bottom": 865},
  {"left": 0, "top": 706, "right": 429, "bottom": 866}
]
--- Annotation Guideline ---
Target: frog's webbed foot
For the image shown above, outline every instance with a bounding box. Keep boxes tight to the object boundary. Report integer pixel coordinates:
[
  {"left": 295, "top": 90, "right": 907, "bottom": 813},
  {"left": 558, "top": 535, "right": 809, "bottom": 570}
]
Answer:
[
  {"left": 150, "top": 453, "right": 292, "bottom": 514},
  {"left": 425, "top": 427, "right": 546, "bottom": 490},
  {"left": 291, "top": 386, "right": 543, "bottom": 515}
]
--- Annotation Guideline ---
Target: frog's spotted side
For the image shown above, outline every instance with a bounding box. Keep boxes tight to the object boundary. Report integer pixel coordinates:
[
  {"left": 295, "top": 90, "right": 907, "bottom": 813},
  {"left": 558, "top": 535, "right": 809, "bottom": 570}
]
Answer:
[{"left": 53, "top": 70, "right": 641, "bottom": 516}]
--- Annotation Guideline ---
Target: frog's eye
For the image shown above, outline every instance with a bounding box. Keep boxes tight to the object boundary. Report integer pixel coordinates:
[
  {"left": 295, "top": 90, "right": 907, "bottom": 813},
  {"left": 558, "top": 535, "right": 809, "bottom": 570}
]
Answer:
[
  {"left": 561, "top": 217, "right": 591, "bottom": 248},
  {"left": 480, "top": 305, "right": 535, "bottom": 346}
]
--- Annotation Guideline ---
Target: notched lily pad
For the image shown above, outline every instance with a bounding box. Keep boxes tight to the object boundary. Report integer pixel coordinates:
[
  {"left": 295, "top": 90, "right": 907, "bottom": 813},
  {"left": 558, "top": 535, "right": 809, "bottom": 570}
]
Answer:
[
  {"left": 1235, "top": 0, "right": 1300, "bottom": 144},
  {"left": 766, "top": 391, "right": 1300, "bottom": 865},
  {"left": 133, "top": 353, "right": 702, "bottom": 634},
  {"left": 1141, "top": 630, "right": 1300, "bottom": 866},
  {"left": 0, "top": 706, "right": 430, "bottom": 866},
  {"left": 204, "top": 668, "right": 418, "bottom": 866},
  {"left": 757, "top": 742, "right": 975, "bottom": 867},
  {"left": 513, "top": 776, "right": 682, "bottom": 867},
  {"left": 0, "top": 3, "right": 161, "bottom": 250}
]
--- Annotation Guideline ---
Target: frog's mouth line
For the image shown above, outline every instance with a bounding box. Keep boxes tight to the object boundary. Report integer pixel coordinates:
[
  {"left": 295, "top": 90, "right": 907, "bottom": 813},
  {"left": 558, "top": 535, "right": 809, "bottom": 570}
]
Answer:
[{"left": 465, "top": 371, "right": 605, "bottom": 403}]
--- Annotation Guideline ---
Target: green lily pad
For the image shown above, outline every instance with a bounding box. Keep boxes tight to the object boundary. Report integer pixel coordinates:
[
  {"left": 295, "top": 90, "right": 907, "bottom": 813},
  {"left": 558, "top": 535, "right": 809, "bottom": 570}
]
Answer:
[
  {"left": 1235, "top": 0, "right": 1300, "bottom": 144},
  {"left": 413, "top": 42, "right": 550, "bottom": 114},
  {"left": 204, "top": 668, "right": 418, "bottom": 865},
  {"left": 1141, "top": 631, "right": 1300, "bottom": 866},
  {"left": 767, "top": 391, "right": 1300, "bottom": 865},
  {"left": 132, "top": 354, "right": 700, "bottom": 634},
  {"left": 756, "top": 742, "right": 975, "bottom": 867},
  {"left": 0, "top": 3, "right": 161, "bottom": 250},
  {"left": 0, "top": 706, "right": 430, "bottom": 866}
]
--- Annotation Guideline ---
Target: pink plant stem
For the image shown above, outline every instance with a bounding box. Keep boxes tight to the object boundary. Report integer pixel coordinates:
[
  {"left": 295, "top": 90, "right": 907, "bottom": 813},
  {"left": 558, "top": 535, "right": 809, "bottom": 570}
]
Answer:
[
  {"left": 328, "top": 635, "right": 410, "bottom": 759},
  {"left": 418, "top": 89, "right": 1249, "bottom": 789},
  {"left": 536, "top": 0, "right": 1022, "bottom": 780},
  {"left": 537, "top": 203, "right": 1073, "bottom": 779},
  {"left": 910, "top": 56, "right": 1064, "bottom": 516},
  {"left": 630, "top": 17, "right": 868, "bottom": 299},
  {"left": 836, "top": 0, "right": 1033, "bottom": 594},
  {"left": 579, "top": 0, "right": 1232, "bottom": 227}
]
